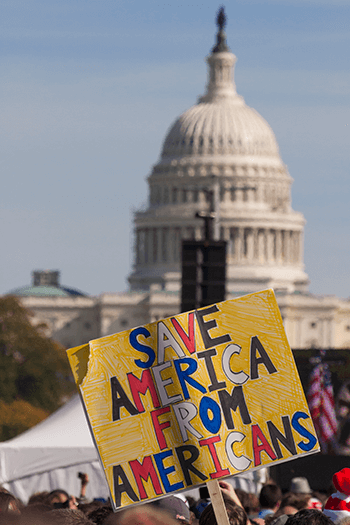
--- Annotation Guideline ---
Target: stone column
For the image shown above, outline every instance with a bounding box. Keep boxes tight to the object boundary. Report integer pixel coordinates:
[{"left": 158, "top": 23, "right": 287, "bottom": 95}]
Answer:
[
  {"left": 266, "top": 230, "right": 273, "bottom": 262},
  {"left": 293, "top": 232, "right": 298, "bottom": 264},
  {"left": 151, "top": 228, "right": 158, "bottom": 263},
  {"left": 195, "top": 226, "right": 202, "bottom": 241},
  {"left": 223, "top": 183, "right": 230, "bottom": 204},
  {"left": 145, "top": 228, "right": 150, "bottom": 264},
  {"left": 236, "top": 187, "right": 243, "bottom": 203},
  {"left": 293, "top": 231, "right": 299, "bottom": 263},
  {"left": 270, "top": 230, "right": 276, "bottom": 262},
  {"left": 237, "top": 227, "right": 244, "bottom": 261},
  {"left": 258, "top": 230, "right": 265, "bottom": 263},
  {"left": 171, "top": 228, "right": 176, "bottom": 262},
  {"left": 181, "top": 227, "right": 188, "bottom": 240},
  {"left": 174, "top": 227, "right": 181, "bottom": 262},
  {"left": 256, "top": 182, "right": 263, "bottom": 204},
  {"left": 156, "top": 228, "right": 162, "bottom": 263},
  {"left": 253, "top": 228, "right": 258, "bottom": 261},
  {"left": 161, "top": 228, "right": 168, "bottom": 262},
  {"left": 284, "top": 230, "right": 290, "bottom": 264},
  {"left": 246, "top": 188, "right": 253, "bottom": 203},
  {"left": 172, "top": 187, "right": 178, "bottom": 204},
  {"left": 276, "top": 229, "right": 282, "bottom": 264},
  {"left": 229, "top": 228, "right": 236, "bottom": 258},
  {"left": 198, "top": 189, "right": 206, "bottom": 206},
  {"left": 299, "top": 231, "right": 304, "bottom": 264},
  {"left": 246, "top": 228, "right": 254, "bottom": 261},
  {"left": 135, "top": 229, "right": 140, "bottom": 265}
]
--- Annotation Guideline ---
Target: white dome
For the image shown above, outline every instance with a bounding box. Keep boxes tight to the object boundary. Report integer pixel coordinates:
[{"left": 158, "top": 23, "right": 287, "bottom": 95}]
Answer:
[
  {"left": 130, "top": 12, "right": 309, "bottom": 295},
  {"left": 161, "top": 100, "right": 280, "bottom": 160}
]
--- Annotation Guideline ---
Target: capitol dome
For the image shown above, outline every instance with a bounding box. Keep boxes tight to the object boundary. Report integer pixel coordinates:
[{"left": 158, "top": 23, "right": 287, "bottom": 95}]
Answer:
[
  {"left": 9, "top": 270, "right": 87, "bottom": 297},
  {"left": 160, "top": 20, "right": 281, "bottom": 166},
  {"left": 161, "top": 101, "right": 280, "bottom": 161},
  {"left": 129, "top": 9, "right": 309, "bottom": 295}
]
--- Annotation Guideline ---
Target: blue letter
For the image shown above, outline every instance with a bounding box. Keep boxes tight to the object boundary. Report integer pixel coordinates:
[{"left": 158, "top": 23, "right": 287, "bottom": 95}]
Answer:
[
  {"left": 291, "top": 411, "right": 317, "bottom": 452},
  {"left": 154, "top": 450, "right": 184, "bottom": 493},
  {"left": 129, "top": 327, "right": 155, "bottom": 368},
  {"left": 199, "top": 396, "right": 222, "bottom": 434},
  {"left": 174, "top": 358, "right": 206, "bottom": 399}
]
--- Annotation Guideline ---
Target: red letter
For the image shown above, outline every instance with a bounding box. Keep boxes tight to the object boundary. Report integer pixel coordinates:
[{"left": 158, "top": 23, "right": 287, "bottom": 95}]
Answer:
[
  {"left": 127, "top": 370, "right": 160, "bottom": 412},
  {"left": 151, "top": 407, "right": 171, "bottom": 450},
  {"left": 129, "top": 456, "right": 163, "bottom": 499},
  {"left": 171, "top": 313, "right": 196, "bottom": 354},
  {"left": 199, "top": 436, "right": 230, "bottom": 479},
  {"left": 252, "top": 424, "right": 277, "bottom": 466}
]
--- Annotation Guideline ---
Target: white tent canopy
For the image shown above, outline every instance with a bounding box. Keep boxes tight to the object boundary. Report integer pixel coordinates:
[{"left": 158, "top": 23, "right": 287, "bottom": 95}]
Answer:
[{"left": 0, "top": 395, "right": 110, "bottom": 503}]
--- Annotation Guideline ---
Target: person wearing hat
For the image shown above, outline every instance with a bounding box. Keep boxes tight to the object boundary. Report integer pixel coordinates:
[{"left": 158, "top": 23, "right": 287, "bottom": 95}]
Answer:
[
  {"left": 324, "top": 468, "right": 350, "bottom": 523},
  {"left": 289, "top": 477, "right": 323, "bottom": 511},
  {"left": 289, "top": 478, "right": 312, "bottom": 495},
  {"left": 151, "top": 495, "right": 191, "bottom": 524}
]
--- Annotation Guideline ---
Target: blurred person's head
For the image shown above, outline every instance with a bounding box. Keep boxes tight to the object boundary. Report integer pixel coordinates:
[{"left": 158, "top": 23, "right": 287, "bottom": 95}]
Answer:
[
  {"left": 285, "top": 509, "right": 333, "bottom": 525},
  {"left": 0, "top": 491, "right": 21, "bottom": 514},
  {"left": 151, "top": 495, "right": 190, "bottom": 524},
  {"left": 104, "top": 505, "right": 179, "bottom": 525},
  {"left": 199, "top": 498, "right": 247, "bottom": 525},
  {"left": 49, "top": 508, "right": 95, "bottom": 525},
  {"left": 289, "top": 478, "right": 312, "bottom": 495},
  {"left": 87, "top": 503, "right": 113, "bottom": 524},
  {"left": 47, "top": 490, "right": 78, "bottom": 510},
  {"left": 48, "top": 490, "right": 70, "bottom": 507},
  {"left": 19, "top": 503, "right": 54, "bottom": 525},
  {"left": 281, "top": 493, "right": 310, "bottom": 511},
  {"left": 274, "top": 505, "right": 299, "bottom": 517},
  {"left": 234, "top": 490, "right": 249, "bottom": 510},
  {"left": 27, "top": 491, "right": 50, "bottom": 505},
  {"left": 234, "top": 489, "right": 259, "bottom": 516},
  {"left": 259, "top": 484, "right": 282, "bottom": 511}
]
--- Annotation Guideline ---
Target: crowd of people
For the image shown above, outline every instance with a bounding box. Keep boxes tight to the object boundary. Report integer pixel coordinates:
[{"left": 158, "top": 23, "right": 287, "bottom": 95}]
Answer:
[{"left": 1, "top": 469, "right": 350, "bottom": 525}]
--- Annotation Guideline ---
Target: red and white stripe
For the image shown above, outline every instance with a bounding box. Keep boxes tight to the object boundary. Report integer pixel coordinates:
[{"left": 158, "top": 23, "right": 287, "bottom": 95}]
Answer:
[
  {"left": 324, "top": 491, "right": 350, "bottom": 523},
  {"left": 307, "top": 360, "right": 337, "bottom": 445}
]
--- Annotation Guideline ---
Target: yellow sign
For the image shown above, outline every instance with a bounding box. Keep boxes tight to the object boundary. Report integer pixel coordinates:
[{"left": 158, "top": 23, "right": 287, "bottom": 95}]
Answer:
[{"left": 67, "top": 289, "right": 319, "bottom": 510}]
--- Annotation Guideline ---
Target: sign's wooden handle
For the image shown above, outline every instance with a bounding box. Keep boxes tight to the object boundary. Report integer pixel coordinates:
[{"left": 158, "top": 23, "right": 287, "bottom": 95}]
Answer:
[{"left": 206, "top": 480, "right": 230, "bottom": 525}]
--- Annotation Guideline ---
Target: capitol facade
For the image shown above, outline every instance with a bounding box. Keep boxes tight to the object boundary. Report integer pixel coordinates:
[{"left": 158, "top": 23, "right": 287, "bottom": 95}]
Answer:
[{"left": 9, "top": 14, "right": 350, "bottom": 350}]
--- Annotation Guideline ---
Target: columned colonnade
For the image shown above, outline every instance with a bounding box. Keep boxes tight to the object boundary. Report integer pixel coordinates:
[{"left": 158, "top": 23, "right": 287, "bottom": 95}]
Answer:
[
  {"left": 150, "top": 180, "right": 289, "bottom": 209},
  {"left": 135, "top": 226, "right": 303, "bottom": 266}
]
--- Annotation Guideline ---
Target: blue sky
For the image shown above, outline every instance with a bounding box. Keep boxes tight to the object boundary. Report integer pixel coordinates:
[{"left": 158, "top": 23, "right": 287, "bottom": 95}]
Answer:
[{"left": 1, "top": 0, "right": 350, "bottom": 297}]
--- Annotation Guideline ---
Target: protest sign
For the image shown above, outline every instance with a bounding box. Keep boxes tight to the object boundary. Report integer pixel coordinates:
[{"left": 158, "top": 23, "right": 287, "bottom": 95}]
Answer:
[{"left": 67, "top": 289, "right": 319, "bottom": 511}]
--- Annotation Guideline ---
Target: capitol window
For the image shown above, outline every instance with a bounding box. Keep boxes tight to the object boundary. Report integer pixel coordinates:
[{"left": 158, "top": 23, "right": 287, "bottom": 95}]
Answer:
[
  {"left": 172, "top": 187, "right": 178, "bottom": 203},
  {"left": 163, "top": 186, "right": 169, "bottom": 204}
]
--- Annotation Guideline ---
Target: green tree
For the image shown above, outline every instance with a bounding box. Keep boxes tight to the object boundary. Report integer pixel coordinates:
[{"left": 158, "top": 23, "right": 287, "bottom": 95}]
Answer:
[
  {"left": 0, "top": 399, "right": 49, "bottom": 441},
  {"left": 0, "top": 296, "right": 76, "bottom": 440}
]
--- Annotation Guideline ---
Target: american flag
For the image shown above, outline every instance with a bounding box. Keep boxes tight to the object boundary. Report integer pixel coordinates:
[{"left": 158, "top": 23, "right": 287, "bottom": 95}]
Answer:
[{"left": 307, "top": 351, "right": 338, "bottom": 449}]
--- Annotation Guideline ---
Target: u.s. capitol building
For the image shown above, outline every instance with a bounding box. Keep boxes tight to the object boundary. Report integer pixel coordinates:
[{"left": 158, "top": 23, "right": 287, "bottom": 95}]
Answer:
[{"left": 9, "top": 14, "right": 350, "bottom": 350}]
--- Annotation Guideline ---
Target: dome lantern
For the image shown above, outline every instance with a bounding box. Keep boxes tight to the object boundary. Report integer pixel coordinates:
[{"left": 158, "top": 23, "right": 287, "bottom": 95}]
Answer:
[{"left": 199, "top": 7, "right": 239, "bottom": 104}]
